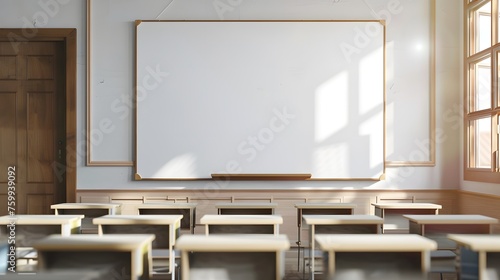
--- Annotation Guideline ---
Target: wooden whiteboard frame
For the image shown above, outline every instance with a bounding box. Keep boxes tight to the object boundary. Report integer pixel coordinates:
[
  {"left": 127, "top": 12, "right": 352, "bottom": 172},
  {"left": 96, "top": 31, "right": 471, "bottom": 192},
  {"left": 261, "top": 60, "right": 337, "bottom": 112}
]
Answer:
[
  {"left": 385, "top": 0, "right": 436, "bottom": 167},
  {"left": 86, "top": 0, "right": 134, "bottom": 166},
  {"left": 135, "top": 20, "right": 386, "bottom": 181}
]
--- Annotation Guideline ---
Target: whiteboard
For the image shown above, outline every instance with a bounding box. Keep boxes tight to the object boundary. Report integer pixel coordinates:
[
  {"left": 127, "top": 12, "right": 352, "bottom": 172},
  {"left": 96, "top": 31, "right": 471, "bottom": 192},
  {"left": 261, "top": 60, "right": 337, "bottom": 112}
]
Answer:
[{"left": 136, "top": 20, "right": 385, "bottom": 180}]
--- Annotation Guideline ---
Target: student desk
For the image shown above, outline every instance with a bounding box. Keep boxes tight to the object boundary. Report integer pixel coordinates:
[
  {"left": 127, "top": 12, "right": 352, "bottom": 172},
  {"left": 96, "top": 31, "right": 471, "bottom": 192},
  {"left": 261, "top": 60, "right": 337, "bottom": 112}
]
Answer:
[
  {"left": 371, "top": 203, "right": 442, "bottom": 233},
  {"left": 315, "top": 234, "right": 437, "bottom": 280},
  {"left": 1, "top": 270, "right": 107, "bottom": 280},
  {"left": 0, "top": 215, "right": 83, "bottom": 247},
  {"left": 200, "top": 214, "right": 283, "bottom": 235},
  {"left": 215, "top": 202, "right": 278, "bottom": 215},
  {"left": 303, "top": 215, "right": 383, "bottom": 280},
  {"left": 0, "top": 215, "right": 83, "bottom": 271},
  {"left": 294, "top": 203, "right": 356, "bottom": 269},
  {"left": 93, "top": 215, "right": 182, "bottom": 279},
  {"left": 51, "top": 203, "right": 121, "bottom": 234},
  {"left": 294, "top": 203, "right": 356, "bottom": 245},
  {"left": 136, "top": 202, "right": 197, "bottom": 234},
  {"left": 404, "top": 215, "right": 498, "bottom": 250},
  {"left": 175, "top": 234, "right": 290, "bottom": 280},
  {"left": 33, "top": 234, "right": 155, "bottom": 280},
  {"left": 447, "top": 234, "right": 500, "bottom": 280},
  {"left": 295, "top": 202, "right": 356, "bottom": 271}
]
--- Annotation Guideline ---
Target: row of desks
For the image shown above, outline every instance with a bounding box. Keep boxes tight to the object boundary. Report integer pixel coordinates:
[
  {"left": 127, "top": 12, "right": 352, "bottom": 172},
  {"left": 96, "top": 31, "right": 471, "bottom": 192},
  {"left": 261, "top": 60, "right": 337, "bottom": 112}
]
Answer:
[
  {"left": 4, "top": 232, "right": 499, "bottom": 280},
  {"left": 48, "top": 201, "right": 443, "bottom": 233},
  {"left": 3, "top": 202, "right": 498, "bottom": 279},
  {"left": 2, "top": 213, "right": 499, "bottom": 278},
  {"left": 10, "top": 212, "right": 494, "bottom": 244}
]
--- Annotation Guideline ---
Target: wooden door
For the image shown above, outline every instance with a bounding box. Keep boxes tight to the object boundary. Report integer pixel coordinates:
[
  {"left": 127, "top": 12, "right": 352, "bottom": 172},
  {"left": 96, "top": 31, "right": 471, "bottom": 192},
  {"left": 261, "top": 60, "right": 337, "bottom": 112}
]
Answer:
[{"left": 0, "top": 41, "right": 66, "bottom": 214}]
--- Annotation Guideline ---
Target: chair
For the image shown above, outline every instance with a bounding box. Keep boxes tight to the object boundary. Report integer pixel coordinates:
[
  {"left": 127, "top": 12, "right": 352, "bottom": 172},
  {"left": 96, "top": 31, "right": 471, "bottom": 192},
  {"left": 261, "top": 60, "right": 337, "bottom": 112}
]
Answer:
[
  {"left": 94, "top": 215, "right": 181, "bottom": 280},
  {"left": 430, "top": 250, "right": 457, "bottom": 280}
]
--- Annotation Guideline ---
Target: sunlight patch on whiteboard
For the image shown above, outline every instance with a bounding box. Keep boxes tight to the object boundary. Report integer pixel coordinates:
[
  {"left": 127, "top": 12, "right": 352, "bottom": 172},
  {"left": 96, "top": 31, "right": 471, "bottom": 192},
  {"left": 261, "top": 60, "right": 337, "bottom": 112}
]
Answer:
[
  {"left": 313, "top": 143, "right": 348, "bottom": 177},
  {"left": 153, "top": 153, "right": 197, "bottom": 178},
  {"left": 386, "top": 101, "right": 394, "bottom": 157},
  {"left": 359, "top": 111, "right": 384, "bottom": 169},
  {"left": 359, "top": 47, "right": 384, "bottom": 115},
  {"left": 315, "top": 71, "right": 348, "bottom": 143}
]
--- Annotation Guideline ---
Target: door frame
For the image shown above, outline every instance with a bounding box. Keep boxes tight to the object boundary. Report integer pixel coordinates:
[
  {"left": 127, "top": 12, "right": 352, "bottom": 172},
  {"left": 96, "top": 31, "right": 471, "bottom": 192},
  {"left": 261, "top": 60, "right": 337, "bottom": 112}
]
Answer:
[{"left": 0, "top": 28, "right": 77, "bottom": 203}]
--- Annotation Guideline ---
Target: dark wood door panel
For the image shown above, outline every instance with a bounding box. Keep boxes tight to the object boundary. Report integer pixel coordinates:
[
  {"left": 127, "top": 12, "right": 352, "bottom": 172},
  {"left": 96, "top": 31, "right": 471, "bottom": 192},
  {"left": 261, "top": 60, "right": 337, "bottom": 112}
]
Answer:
[{"left": 0, "top": 40, "right": 65, "bottom": 214}]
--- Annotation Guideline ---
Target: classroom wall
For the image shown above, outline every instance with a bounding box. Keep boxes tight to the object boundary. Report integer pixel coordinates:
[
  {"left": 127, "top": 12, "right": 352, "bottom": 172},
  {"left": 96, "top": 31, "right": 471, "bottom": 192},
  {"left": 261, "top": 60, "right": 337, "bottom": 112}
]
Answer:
[{"left": 0, "top": 0, "right": 463, "bottom": 191}]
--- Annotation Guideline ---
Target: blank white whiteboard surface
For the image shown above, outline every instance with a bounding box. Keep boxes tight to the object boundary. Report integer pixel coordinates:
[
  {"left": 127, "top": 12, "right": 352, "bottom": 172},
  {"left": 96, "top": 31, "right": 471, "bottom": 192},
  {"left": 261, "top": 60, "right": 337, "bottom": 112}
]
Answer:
[{"left": 136, "top": 20, "right": 385, "bottom": 180}]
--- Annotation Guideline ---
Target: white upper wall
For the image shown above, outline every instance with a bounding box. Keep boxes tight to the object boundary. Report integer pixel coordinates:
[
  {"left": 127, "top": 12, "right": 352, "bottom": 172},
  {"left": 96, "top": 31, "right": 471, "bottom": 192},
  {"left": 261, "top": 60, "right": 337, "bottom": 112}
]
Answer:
[{"left": 0, "top": 0, "right": 465, "bottom": 190}]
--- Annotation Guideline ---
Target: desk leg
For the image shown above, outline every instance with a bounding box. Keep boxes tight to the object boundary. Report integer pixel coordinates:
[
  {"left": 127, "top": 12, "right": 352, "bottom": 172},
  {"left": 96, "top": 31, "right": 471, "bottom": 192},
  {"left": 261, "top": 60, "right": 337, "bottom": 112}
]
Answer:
[
  {"left": 297, "top": 225, "right": 301, "bottom": 272},
  {"left": 310, "top": 225, "right": 315, "bottom": 280},
  {"left": 297, "top": 209, "right": 301, "bottom": 272},
  {"left": 328, "top": 251, "right": 334, "bottom": 277},
  {"left": 181, "top": 250, "right": 189, "bottom": 280}
]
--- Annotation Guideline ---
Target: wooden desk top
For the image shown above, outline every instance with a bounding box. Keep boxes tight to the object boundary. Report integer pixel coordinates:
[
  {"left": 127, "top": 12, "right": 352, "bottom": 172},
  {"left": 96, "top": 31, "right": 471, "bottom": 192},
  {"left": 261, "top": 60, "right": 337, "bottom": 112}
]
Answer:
[
  {"left": 51, "top": 202, "right": 121, "bottom": 210},
  {"left": 33, "top": 234, "right": 155, "bottom": 251},
  {"left": 200, "top": 214, "right": 283, "bottom": 225},
  {"left": 214, "top": 202, "right": 278, "bottom": 209},
  {"left": 93, "top": 214, "right": 183, "bottom": 225},
  {"left": 303, "top": 215, "right": 383, "bottom": 225},
  {"left": 371, "top": 203, "right": 442, "bottom": 209},
  {"left": 0, "top": 215, "right": 84, "bottom": 225},
  {"left": 315, "top": 234, "right": 437, "bottom": 252},
  {"left": 175, "top": 234, "right": 290, "bottom": 252},
  {"left": 137, "top": 202, "right": 197, "bottom": 209},
  {"left": 403, "top": 214, "right": 498, "bottom": 224},
  {"left": 447, "top": 234, "right": 500, "bottom": 251},
  {"left": 295, "top": 203, "right": 357, "bottom": 209},
  {"left": 0, "top": 270, "right": 107, "bottom": 280}
]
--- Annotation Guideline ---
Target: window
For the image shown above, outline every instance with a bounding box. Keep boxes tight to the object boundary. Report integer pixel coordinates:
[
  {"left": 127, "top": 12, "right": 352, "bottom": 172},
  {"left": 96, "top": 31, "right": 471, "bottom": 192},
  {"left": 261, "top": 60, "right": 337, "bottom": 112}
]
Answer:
[
  {"left": 468, "top": 117, "right": 491, "bottom": 168},
  {"left": 469, "top": 55, "right": 491, "bottom": 112},
  {"left": 473, "top": 1, "right": 491, "bottom": 54},
  {"left": 465, "top": 0, "right": 500, "bottom": 183}
]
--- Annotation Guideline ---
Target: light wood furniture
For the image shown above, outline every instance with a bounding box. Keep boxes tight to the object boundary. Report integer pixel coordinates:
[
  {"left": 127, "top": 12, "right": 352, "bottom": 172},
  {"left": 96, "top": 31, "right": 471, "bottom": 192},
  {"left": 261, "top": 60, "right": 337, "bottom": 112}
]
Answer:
[
  {"left": 295, "top": 203, "right": 356, "bottom": 242},
  {"left": 175, "top": 234, "right": 290, "bottom": 280},
  {"left": 51, "top": 203, "right": 121, "bottom": 234},
  {"left": 0, "top": 270, "right": 107, "bottom": 280},
  {"left": 404, "top": 214, "right": 498, "bottom": 250},
  {"left": 447, "top": 234, "right": 500, "bottom": 280},
  {"left": 294, "top": 203, "right": 356, "bottom": 270},
  {"left": 371, "top": 202, "right": 442, "bottom": 233},
  {"left": 0, "top": 215, "right": 84, "bottom": 271},
  {"left": 33, "top": 234, "right": 154, "bottom": 280},
  {"left": 215, "top": 202, "right": 278, "bottom": 215},
  {"left": 93, "top": 214, "right": 182, "bottom": 279},
  {"left": 303, "top": 215, "right": 383, "bottom": 280},
  {"left": 136, "top": 202, "right": 197, "bottom": 234},
  {"left": 0, "top": 215, "right": 83, "bottom": 247},
  {"left": 315, "top": 234, "right": 437, "bottom": 280},
  {"left": 200, "top": 214, "right": 283, "bottom": 235}
]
